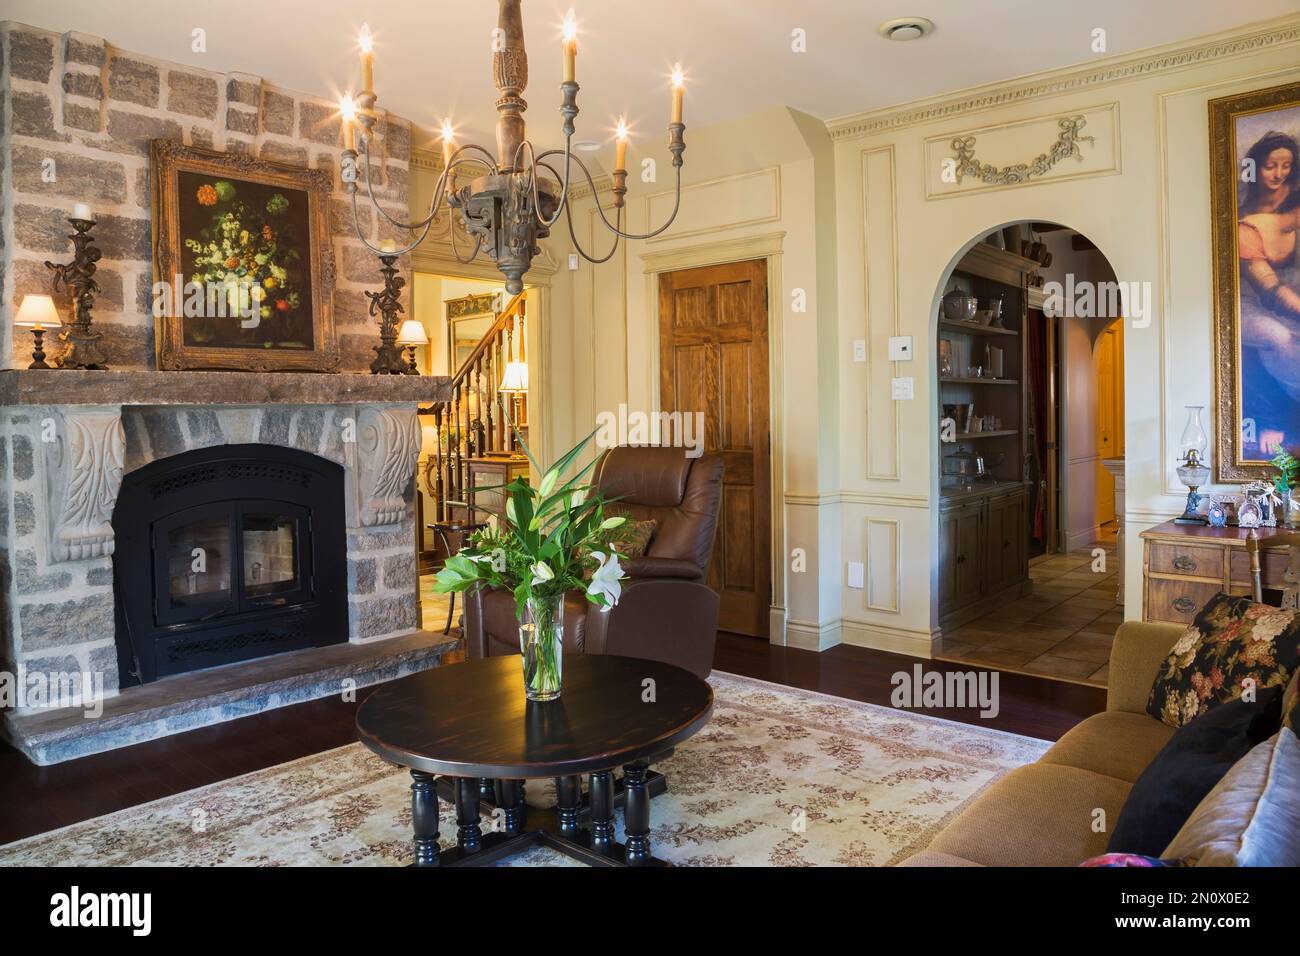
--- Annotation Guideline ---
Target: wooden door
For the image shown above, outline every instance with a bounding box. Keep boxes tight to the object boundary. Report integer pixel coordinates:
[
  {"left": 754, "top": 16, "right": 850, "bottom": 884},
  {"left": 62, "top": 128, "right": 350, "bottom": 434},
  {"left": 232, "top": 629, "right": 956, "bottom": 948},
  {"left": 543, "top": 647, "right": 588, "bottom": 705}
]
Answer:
[
  {"left": 659, "top": 260, "right": 770, "bottom": 637},
  {"left": 1095, "top": 320, "right": 1124, "bottom": 525}
]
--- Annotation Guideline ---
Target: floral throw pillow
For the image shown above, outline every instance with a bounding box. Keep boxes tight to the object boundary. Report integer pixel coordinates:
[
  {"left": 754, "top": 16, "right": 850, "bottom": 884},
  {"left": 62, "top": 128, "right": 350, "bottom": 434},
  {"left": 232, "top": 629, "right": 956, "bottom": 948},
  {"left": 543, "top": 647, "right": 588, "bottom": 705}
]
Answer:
[{"left": 1146, "top": 593, "right": 1300, "bottom": 728}]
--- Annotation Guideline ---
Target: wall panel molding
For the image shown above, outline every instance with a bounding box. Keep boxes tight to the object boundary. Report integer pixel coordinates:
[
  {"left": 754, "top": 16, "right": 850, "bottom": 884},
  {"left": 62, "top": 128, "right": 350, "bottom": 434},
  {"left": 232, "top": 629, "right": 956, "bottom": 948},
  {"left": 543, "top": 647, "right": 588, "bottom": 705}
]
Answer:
[{"left": 643, "top": 166, "right": 781, "bottom": 243}]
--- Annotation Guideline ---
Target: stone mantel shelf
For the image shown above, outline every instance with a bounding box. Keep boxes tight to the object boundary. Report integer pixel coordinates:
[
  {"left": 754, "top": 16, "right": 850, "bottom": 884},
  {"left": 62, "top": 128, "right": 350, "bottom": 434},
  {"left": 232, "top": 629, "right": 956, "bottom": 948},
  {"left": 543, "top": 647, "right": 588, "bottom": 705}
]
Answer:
[{"left": 0, "top": 369, "right": 450, "bottom": 407}]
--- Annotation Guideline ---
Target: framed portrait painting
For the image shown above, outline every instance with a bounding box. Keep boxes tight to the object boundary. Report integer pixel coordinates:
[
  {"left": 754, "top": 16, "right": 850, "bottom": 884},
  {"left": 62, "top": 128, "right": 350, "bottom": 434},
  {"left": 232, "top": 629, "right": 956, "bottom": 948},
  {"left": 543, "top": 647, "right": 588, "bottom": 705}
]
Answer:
[
  {"left": 151, "top": 140, "right": 339, "bottom": 371},
  {"left": 1210, "top": 81, "right": 1300, "bottom": 482}
]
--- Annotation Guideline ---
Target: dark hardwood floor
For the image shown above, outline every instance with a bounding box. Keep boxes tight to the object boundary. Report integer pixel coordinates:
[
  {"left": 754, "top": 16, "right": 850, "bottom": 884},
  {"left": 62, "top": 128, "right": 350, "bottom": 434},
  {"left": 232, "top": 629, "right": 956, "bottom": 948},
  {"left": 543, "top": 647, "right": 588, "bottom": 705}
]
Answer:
[{"left": 0, "top": 633, "right": 1104, "bottom": 846}]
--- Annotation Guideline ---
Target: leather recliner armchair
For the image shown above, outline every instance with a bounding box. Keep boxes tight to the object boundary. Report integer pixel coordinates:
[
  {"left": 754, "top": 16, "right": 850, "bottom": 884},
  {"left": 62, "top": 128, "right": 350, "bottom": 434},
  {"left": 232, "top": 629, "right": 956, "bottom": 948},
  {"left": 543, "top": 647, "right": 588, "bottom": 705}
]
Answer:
[{"left": 462, "top": 446, "right": 724, "bottom": 679}]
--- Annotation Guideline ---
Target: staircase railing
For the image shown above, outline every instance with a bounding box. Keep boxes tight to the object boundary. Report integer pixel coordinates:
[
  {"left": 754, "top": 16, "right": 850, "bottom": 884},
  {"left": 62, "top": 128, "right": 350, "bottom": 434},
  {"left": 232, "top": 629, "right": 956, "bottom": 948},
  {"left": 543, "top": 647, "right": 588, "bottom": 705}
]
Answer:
[{"left": 424, "top": 291, "right": 527, "bottom": 523}]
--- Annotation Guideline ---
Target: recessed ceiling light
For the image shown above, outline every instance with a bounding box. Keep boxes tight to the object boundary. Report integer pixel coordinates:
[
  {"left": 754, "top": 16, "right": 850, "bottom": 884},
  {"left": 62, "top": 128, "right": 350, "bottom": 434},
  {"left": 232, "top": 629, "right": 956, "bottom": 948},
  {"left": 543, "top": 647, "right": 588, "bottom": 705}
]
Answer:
[
  {"left": 878, "top": 17, "right": 934, "bottom": 41},
  {"left": 574, "top": 139, "right": 601, "bottom": 152}
]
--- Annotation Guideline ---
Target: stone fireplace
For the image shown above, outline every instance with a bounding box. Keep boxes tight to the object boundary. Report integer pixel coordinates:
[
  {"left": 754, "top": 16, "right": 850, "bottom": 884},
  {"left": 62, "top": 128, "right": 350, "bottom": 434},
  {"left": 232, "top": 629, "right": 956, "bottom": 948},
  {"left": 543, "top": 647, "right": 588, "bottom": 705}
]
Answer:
[{"left": 0, "top": 369, "right": 449, "bottom": 763}]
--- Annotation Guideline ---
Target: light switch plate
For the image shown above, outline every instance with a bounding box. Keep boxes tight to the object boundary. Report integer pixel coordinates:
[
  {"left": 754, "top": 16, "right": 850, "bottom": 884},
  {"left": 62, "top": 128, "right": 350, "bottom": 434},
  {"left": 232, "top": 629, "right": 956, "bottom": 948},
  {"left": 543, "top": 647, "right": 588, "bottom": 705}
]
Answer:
[
  {"left": 852, "top": 339, "right": 866, "bottom": 362},
  {"left": 567, "top": 253, "right": 580, "bottom": 271},
  {"left": 847, "top": 561, "right": 865, "bottom": 589},
  {"left": 888, "top": 335, "right": 913, "bottom": 361},
  {"left": 891, "top": 376, "right": 914, "bottom": 400}
]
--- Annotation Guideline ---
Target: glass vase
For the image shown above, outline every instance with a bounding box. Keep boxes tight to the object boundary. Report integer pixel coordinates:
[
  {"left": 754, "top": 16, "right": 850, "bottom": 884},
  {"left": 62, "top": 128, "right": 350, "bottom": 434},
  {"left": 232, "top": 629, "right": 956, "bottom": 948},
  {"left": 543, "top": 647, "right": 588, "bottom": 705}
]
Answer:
[{"left": 518, "top": 594, "right": 564, "bottom": 701}]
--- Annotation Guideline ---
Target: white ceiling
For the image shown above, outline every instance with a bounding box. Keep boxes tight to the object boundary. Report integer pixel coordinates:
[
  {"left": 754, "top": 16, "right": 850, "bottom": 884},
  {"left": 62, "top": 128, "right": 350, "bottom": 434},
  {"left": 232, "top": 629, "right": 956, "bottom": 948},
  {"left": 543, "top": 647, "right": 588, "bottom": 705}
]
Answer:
[{"left": 8, "top": 0, "right": 1299, "bottom": 162}]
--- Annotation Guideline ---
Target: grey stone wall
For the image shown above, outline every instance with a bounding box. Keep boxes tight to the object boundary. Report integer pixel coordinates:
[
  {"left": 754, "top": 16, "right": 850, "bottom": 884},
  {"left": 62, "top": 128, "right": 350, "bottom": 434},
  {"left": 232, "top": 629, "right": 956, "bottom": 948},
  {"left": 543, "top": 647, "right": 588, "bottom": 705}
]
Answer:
[{"left": 0, "top": 21, "right": 413, "bottom": 371}]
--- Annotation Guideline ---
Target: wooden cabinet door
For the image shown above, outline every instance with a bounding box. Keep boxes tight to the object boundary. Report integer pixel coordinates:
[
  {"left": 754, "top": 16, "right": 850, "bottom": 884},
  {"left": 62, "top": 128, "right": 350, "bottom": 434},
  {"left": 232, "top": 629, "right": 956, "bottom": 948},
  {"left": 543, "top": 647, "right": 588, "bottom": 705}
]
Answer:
[
  {"left": 954, "top": 505, "right": 984, "bottom": 608},
  {"left": 659, "top": 259, "right": 770, "bottom": 637},
  {"left": 938, "top": 508, "right": 959, "bottom": 614}
]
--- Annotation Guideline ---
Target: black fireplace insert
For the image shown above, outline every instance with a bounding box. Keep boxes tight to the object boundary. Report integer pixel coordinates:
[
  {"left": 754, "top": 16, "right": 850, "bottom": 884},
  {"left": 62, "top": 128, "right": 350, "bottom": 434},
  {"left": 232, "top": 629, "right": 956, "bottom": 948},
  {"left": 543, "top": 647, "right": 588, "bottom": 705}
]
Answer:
[{"left": 112, "top": 444, "right": 347, "bottom": 686}]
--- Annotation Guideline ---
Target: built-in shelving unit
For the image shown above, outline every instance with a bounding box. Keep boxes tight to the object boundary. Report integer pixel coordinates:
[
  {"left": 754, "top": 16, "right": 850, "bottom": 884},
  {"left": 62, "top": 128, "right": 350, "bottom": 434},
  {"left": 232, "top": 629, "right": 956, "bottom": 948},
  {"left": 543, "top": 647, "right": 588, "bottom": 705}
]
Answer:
[{"left": 935, "top": 241, "right": 1037, "bottom": 631}]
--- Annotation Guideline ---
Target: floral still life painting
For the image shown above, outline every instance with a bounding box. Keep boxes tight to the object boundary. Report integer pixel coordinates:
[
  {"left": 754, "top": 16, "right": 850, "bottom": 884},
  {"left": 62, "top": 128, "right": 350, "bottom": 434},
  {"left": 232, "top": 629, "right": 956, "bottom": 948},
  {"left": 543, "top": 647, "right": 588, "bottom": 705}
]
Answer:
[{"left": 151, "top": 141, "right": 339, "bottom": 371}]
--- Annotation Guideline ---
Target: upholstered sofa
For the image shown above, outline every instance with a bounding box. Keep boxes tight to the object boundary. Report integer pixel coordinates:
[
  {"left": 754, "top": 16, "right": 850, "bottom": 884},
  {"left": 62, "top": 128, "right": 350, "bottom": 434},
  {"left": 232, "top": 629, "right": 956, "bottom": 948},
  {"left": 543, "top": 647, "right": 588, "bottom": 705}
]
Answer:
[{"left": 902, "top": 620, "right": 1187, "bottom": 867}]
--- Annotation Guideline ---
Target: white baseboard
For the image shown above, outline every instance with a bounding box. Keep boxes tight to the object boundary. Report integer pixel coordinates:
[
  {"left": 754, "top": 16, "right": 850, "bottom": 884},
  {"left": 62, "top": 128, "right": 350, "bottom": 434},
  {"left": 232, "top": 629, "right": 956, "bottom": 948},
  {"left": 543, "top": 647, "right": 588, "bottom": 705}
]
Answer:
[
  {"left": 839, "top": 619, "right": 939, "bottom": 658},
  {"left": 784, "top": 618, "right": 842, "bottom": 651}
]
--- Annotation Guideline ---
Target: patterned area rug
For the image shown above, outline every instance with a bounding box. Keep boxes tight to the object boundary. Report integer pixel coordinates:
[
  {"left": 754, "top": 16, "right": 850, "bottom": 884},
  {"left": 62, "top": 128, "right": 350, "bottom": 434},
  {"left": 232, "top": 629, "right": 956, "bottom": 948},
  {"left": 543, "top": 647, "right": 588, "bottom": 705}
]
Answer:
[{"left": 0, "top": 673, "right": 1050, "bottom": 866}]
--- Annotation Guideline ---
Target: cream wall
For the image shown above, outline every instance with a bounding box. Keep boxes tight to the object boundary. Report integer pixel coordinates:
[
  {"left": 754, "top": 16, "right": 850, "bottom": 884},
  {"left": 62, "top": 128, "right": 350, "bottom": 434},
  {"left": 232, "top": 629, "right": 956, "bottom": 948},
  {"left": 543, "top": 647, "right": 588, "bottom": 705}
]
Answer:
[
  {"left": 831, "top": 15, "right": 1300, "bottom": 652},
  {"left": 555, "top": 106, "right": 842, "bottom": 645},
  {"left": 411, "top": 15, "right": 1300, "bottom": 652}
]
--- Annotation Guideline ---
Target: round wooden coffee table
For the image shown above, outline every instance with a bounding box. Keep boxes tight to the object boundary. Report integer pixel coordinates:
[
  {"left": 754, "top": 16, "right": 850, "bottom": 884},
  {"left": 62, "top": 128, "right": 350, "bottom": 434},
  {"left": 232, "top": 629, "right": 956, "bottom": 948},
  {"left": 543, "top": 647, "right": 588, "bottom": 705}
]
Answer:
[{"left": 356, "top": 654, "right": 713, "bottom": 867}]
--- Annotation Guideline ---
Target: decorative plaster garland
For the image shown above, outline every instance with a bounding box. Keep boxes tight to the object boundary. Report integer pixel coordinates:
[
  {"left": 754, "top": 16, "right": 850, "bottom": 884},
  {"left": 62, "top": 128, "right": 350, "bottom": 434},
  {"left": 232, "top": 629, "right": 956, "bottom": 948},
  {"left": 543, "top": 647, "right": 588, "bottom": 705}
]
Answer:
[{"left": 949, "top": 116, "right": 1095, "bottom": 186}]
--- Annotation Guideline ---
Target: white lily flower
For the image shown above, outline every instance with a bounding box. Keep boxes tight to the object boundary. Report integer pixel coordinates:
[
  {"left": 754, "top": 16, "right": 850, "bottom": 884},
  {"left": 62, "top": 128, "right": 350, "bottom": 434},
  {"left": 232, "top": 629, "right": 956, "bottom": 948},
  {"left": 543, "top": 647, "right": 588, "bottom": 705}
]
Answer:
[
  {"left": 586, "top": 550, "right": 624, "bottom": 610},
  {"left": 530, "top": 561, "right": 555, "bottom": 587}
]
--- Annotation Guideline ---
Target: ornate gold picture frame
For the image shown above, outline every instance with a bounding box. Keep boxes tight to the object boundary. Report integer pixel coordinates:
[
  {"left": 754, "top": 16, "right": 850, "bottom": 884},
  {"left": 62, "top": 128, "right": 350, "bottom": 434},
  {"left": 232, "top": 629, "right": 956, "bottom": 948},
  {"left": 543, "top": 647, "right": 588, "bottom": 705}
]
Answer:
[
  {"left": 1210, "top": 81, "right": 1300, "bottom": 482},
  {"left": 151, "top": 140, "right": 339, "bottom": 371}
]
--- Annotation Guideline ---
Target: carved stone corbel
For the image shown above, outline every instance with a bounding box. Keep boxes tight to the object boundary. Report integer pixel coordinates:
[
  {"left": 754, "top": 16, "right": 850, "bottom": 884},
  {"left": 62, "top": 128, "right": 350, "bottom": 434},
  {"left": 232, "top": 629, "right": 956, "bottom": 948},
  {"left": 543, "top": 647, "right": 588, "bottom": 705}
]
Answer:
[
  {"left": 345, "top": 405, "right": 421, "bottom": 528},
  {"left": 41, "top": 407, "right": 126, "bottom": 562}
]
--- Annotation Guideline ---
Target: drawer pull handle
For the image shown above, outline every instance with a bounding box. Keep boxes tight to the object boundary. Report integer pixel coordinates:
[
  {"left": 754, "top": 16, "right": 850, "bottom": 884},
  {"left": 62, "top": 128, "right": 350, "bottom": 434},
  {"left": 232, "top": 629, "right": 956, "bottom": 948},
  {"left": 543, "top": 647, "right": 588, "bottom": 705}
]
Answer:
[
  {"left": 956, "top": 554, "right": 966, "bottom": 564},
  {"left": 1173, "top": 555, "right": 1198, "bottom": 573},
  {"left": 1172, "top": 596, "right": 1197, "bottom": 614}
]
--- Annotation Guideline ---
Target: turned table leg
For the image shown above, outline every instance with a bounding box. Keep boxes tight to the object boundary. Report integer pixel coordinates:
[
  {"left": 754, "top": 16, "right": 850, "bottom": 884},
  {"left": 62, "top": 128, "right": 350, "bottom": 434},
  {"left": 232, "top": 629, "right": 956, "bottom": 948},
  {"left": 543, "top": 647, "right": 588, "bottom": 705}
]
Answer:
[
  {"left": 497, "top": 779, "right": 524, "bottom": 837},
  {"left": 455, "top": 776, "right": 483, "bottom": 854},
  {"left": 622, "top": 764, "right": 651, "bottom": 866},
  {"left": 589, "top": 770, "right": 615, "bottom": 856},
  {"left": 556, "top": 775, "right": 582, "bottom": 838},
  {"left": 410, "top": 770, "right": 441, "bottom": 867}
]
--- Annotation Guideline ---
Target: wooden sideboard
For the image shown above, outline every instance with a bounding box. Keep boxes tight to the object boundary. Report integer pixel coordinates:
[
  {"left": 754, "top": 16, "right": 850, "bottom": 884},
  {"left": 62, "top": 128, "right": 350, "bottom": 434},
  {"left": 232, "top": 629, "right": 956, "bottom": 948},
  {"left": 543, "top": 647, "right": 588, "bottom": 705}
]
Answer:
[{"left": 1139, "top": 521, "right": 1297, "bottom": 625}]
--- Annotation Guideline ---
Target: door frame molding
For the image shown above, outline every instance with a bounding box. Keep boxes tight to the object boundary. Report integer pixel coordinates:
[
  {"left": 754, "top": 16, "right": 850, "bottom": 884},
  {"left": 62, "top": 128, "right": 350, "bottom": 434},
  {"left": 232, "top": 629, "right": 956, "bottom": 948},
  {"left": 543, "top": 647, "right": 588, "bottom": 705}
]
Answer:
[{"left": 641, "top": 230, "right": 787, "bottom": 642}]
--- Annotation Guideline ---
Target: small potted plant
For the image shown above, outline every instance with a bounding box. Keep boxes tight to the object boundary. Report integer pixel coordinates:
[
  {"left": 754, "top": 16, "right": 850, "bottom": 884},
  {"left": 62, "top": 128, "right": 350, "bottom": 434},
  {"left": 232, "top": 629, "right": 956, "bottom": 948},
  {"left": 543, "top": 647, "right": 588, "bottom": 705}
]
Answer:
[
  {"left": 1272, "top": 448, "right": 1300, "bottom": 527},
  {"left": 433, "top": 431, "right": 627, "bottom": 701}
]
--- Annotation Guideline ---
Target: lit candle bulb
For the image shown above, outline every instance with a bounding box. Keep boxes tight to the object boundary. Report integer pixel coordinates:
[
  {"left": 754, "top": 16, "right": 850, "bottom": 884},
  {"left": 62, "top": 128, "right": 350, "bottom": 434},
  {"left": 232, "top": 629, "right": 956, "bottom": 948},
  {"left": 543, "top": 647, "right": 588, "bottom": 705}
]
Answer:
[
  {"left": 615, "top": 117, "right": 629, "bottom": 171},
  {"left": 72, "top": 202, "right": 92, "bottom": 221},
  {"left": 671, "top": 63, "right": 685, "bottom": 124},
  {"left": 440, "top": 118, "right": 455, "bottom": 170},
  {"left": 358, "top": 24, "right": 375, "bottom": 94},
  {"left": 561, "top": 10, "right": 577, "bottom": 84},
  {"left": 340, "top": 94, "right": 357, "bottom": 151},
  {"left": 380, "top": 239, "right": 397, "bottom": 254}
]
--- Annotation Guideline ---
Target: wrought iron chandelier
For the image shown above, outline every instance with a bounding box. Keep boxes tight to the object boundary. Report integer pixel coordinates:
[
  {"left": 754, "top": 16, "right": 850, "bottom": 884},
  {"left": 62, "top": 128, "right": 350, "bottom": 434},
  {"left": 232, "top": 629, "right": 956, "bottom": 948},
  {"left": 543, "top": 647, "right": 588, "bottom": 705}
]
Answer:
[{"left": 339, "top": 0, "right": 688, "bottom": 295}]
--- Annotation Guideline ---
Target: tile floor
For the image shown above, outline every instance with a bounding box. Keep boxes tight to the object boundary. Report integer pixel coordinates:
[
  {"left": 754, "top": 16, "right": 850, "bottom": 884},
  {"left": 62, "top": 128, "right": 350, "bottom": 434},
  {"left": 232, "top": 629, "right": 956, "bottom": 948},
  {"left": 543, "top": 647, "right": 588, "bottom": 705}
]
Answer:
[{"left": 936, "top": 534, "right": 1123, "bottom": 687}]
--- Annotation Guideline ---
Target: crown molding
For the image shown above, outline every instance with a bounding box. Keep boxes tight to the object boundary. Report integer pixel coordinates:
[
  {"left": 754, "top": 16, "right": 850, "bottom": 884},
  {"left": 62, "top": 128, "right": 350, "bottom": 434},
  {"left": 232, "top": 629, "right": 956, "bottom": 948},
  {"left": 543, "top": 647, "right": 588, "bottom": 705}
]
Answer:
[{"left": 827, "top": 14, "right": 1300, "bottom": 141}]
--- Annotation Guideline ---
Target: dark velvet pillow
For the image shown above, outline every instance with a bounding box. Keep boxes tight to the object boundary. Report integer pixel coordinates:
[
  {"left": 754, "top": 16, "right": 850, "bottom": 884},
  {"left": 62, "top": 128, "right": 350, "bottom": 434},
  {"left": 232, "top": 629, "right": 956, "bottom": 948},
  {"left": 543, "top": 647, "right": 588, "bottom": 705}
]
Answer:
[{"left": 1108, "top": 690, "right": 1282, "bottom": 857}]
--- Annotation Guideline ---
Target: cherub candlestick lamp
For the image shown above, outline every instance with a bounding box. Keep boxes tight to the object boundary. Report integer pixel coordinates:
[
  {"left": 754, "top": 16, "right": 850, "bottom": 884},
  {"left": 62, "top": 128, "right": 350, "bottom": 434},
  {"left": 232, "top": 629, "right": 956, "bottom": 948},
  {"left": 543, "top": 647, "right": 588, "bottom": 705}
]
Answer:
[
  {"left": 43, "top": 208, "right": 109, "bottom": 369},
  {"left": 366, "top": 251, "right": 409, "bottom": 375}
]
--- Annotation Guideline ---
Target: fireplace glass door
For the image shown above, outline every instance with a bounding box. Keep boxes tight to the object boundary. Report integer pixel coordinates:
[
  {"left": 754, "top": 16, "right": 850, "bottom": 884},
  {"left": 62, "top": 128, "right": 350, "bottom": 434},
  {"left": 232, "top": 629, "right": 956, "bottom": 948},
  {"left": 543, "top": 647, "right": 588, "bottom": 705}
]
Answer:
[
  {"left": 159, "top": 504, "right": 236, "bottom": 624},
  {"left": 153, "top": 500, "right": 311, "bottom": 626},
  {"left": 240, "top": 501, "right": 310, "bottom": 607}
]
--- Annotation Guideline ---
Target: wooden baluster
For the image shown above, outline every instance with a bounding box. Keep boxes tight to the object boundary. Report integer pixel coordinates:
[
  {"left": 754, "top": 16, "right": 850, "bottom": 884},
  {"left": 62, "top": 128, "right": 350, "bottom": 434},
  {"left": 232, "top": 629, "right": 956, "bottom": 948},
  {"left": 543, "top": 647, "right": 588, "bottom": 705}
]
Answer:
[
  {"left": 504, "top": 316, "right": 516, "bottom": 452},
  {"left": 433, "top": 404, "right": 445, "bottom": 521},
  {"left": 452, "top": 383, "right": 463, "bottom": 518},
  {"left": 485, "top": 330, "right": 496, "bottom": 454}
]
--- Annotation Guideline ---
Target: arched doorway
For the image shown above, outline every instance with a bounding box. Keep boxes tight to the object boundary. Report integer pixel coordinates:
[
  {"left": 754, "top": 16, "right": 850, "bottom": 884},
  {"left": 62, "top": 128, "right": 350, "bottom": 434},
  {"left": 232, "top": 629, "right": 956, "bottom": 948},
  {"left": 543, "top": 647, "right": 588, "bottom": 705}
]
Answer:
[{"left": 931, "top": 221, "right": 1125, "bottom": 687}]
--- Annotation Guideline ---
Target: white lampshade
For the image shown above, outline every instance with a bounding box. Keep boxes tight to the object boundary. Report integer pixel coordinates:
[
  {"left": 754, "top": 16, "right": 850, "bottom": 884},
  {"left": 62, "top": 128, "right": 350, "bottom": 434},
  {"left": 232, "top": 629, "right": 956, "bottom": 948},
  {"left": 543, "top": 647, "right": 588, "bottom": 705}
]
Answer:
[
  {"left": 499, "top": 360, "right": 528, "bottom": 393},
  {"left": 14, "top": 295, "right": 60, "bottom": 329},
  {"left": 396, "top": 319, "right": 428, "bottom": 346}
]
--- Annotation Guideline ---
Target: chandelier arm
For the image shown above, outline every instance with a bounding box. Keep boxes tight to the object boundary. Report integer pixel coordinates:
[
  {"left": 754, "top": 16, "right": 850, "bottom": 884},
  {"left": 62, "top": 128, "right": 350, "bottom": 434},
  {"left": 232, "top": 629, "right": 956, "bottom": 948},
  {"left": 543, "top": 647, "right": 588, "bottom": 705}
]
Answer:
[
  {"left": 350, "top": 190, "right": 435, "bottom": 256},
  {"left": 358, "top": 135, "right": 495, "bottom": 231},
  {"left": 541, "top": 159, "right": 621, "bottom": 264},
  {"left": 447, "top": 203, "right": 484, "bottom": 265},
  {"left": 555, "top": 152, "right": 683, "bottom": 242},
  {"left": 516, "top": 138, "right": 573, "bottom": 230}
]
